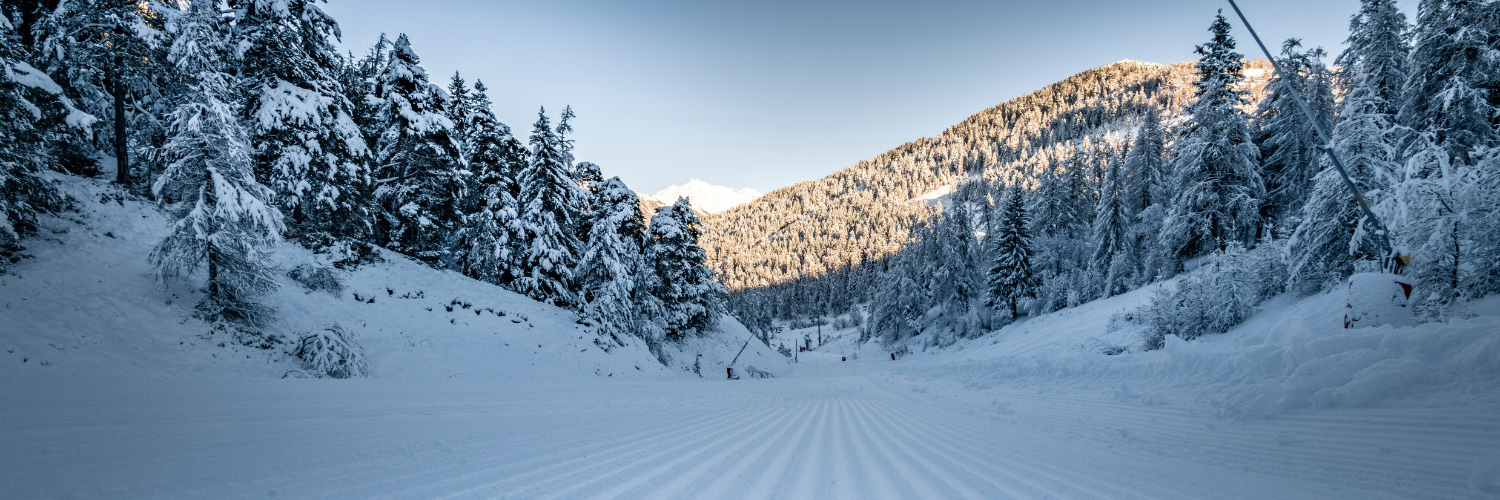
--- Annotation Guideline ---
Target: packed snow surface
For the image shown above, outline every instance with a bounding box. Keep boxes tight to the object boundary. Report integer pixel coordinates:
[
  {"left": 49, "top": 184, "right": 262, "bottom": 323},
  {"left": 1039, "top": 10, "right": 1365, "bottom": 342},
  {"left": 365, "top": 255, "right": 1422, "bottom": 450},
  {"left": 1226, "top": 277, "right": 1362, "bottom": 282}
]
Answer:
[
  {"left": 3, "top": 175, "right": 1500, "bottom": 499},
  {"left": 641, "top": 179, "right": 763, "bottom": 215}
]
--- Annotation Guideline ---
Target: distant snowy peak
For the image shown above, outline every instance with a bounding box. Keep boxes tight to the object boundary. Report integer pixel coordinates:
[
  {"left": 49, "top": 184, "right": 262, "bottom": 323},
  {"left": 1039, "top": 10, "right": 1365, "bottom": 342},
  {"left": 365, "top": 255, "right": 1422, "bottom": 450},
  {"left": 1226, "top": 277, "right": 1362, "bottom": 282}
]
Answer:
[
  {"left": 1113, "top": 59, "right": 1163, "bottom": 67},
  {"left": 640, "top": 179, "right": 763, "bottom": 215}
]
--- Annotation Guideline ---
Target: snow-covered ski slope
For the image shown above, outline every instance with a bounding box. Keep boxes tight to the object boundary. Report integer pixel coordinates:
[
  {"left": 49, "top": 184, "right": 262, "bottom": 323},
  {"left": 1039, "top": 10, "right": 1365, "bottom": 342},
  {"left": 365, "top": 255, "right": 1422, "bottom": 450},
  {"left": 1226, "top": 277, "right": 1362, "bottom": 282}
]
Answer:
[{"left": 3, "top": 174, "right": 1500, "bottom": 498}]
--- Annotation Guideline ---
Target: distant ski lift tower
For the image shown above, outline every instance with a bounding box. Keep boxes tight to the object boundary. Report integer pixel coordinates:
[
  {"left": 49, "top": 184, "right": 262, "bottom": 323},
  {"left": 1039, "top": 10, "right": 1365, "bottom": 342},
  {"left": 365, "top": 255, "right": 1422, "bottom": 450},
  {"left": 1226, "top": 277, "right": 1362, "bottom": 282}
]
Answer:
[{"left": 1224, "top": 0, "right": 1407, "bottom": 274}]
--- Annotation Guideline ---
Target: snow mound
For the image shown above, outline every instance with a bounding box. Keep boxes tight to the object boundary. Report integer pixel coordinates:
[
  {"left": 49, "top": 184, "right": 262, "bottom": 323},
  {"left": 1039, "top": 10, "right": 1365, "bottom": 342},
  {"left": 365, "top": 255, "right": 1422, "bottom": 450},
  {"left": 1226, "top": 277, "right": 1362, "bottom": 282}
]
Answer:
[{"left": 901, "top": 282, "right": 1500, "bottom": 418}]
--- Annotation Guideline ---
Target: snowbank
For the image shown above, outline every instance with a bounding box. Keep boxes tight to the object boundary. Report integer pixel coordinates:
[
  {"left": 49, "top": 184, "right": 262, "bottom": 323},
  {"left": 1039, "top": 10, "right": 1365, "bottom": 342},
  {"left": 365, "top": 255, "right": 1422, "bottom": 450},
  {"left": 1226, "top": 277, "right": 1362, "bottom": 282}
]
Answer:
[
  {"left": 0, "top": 174, "right": 671, "bottom": 381},
  {"left": 903, "top": 286, "right": 1500, "bottom": 418},
  {"left": 656, "top": 316, "right": 787, "bottom": 379}
]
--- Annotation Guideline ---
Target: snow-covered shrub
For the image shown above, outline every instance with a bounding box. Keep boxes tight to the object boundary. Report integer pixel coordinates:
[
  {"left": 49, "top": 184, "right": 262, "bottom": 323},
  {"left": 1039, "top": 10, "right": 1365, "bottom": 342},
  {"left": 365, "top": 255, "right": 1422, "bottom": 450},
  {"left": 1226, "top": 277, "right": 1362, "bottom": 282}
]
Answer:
[
  {"left": 301, "top": 232, "right": 381, "bottom": 270},
  {"left": 1138, "top": 244, "right": 1287, "bottom": 350},
  {"left": 294, "top": 324, "right": 369, "bottom": 379},
  {"left": 288, "top": 263, "right": 344, "bottom": 295}
]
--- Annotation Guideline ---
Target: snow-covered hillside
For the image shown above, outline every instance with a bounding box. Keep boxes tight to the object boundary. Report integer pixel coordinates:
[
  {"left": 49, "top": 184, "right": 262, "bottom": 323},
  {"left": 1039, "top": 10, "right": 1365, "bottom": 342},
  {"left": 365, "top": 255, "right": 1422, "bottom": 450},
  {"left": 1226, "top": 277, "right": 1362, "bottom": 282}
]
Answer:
[
  {"left": 640, "top": 179, "right": 763, "bottom": 215},
  {"left": 0, "top": 173, "right": 778, "bottom": 381}
]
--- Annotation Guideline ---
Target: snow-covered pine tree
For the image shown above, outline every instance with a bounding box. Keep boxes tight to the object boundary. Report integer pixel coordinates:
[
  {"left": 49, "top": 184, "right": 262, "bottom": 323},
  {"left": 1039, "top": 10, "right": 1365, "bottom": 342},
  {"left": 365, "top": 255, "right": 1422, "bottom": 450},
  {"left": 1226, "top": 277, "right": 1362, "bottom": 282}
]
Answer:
[
  {"left": 1464, "top": 148, "right": 1500, "bottom": 298},
  {"left": 340, "top": 33, "right": 390, "bottom": 150},
  {"left": 923, "top": 208, "right": 981, "bottom": 339},
  {"left": 646, "top": 197, "right": 725, "bottom": 338},
  {"left": 31, "top": 0, "right": 169, "bottom": 187},
  {"left": 1398, "top": 0, "right": 1496, "bottom": 167},
  {"left": 1388, "top": 0, "right": 1500, "bottom": 316},
  {"left": 232, "top": 0, "right": 373, "bottom": 244},
  {"left": 987, "top": 186, "right": 1038, "bottom": 318},
  {"left": 1123, "top": 110, "right": 1172, "bottom": 281},
  {"left": 514, "top": 108, "right": 583, "bottom": 306},
  {"left": 451, "top": 79, "right": 526, "bottom": 284},
  {"left": 1336, "top": 0, "right": 1409, "bottom": 116},
  {"left": 1091, "top": 157, "right": 1131, "bottom": 296},
  {"left": 0, "top": 11, "right": 91, "bottom": 256},
  {"left": 370, "top": 34, "right": 466, "bottom": 265},
  {"left": 1254, "top": 39, "right": 1336, "bottom": 232},
  {"left": 557, "top": 105, "right": 576, "bottom": 170},
  {"left": 1028, "top": 164, "right": 1089, "bottom": 273},
  {"left": 571, "top": 160, "right": 604, "bottom": 248},
  {"left": 871, "top": 253, "right": 924, "bottom": 343},
  {"left": 445, "top": 72, "right": 474, "bottom": 157},
  {"left": 1027, "top": 156, "right": 1094, "bottom": 312},
  {"left": 470, "top": 81, "right": 528, "bottom": 172},
  {"left": 1123, "top": 111, "right": 1167, "bottom": 221},
  {"left": 150, "top": 2, "right": 284, "bottom": 328},
  {"left": 576, "top": 177, "right": 648, "bottom": 348},
  {"left": 452, "top": 79, "right": 526, "bottom": 212},
  {"left": 1160, "top": 12, "right": 1263, "bottom": 261},
  {"left": 1286, "top": 0, "right": 1408, "bottom": 294}
]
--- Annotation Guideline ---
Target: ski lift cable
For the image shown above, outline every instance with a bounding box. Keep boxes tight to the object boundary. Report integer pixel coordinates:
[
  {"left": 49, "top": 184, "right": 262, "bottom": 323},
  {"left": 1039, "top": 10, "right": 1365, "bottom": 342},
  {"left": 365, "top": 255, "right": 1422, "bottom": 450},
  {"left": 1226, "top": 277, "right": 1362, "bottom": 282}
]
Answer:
[{"left": 1225, "top": 0, "right": 1405, "bottom": 274}]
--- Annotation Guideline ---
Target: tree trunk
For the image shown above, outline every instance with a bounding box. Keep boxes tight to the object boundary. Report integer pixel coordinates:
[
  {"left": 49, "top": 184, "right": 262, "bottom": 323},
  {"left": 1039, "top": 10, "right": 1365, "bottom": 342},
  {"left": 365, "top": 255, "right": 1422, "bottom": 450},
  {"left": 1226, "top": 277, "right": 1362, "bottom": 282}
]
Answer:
[
  {"left": 106, "top": 59, "right": 130, "bottom": 186},
  {"left": 207, "top": 250, "right": 219, "bottom": 301}
]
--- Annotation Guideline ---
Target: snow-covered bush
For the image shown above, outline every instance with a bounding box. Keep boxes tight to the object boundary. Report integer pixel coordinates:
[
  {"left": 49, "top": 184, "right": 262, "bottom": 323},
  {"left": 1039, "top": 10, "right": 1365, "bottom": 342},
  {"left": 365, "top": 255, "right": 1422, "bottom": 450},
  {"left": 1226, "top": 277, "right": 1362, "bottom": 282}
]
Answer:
[
  {"left": 288, "top": 263, "right": 344, "bottom": 295},
  {"left": 300, "top": 232, "right": 381, "bottom": 270},
  {"left": 1138, "top": 244, "right": 1286, "bottom": 350},
  {"left": 294, "top": 324, "right": 369, "bottom": 379}
]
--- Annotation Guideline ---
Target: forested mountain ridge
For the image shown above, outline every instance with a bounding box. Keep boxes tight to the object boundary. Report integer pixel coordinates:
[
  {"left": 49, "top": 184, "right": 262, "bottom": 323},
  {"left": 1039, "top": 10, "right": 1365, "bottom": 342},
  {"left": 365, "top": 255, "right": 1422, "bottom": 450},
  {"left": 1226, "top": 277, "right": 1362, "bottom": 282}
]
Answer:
[
  {"left": 721, "top": 0, "right": 1500, "bottom": 351},
  {"left": 703, "top": 58, "right": 1272, "bottom": 304}
]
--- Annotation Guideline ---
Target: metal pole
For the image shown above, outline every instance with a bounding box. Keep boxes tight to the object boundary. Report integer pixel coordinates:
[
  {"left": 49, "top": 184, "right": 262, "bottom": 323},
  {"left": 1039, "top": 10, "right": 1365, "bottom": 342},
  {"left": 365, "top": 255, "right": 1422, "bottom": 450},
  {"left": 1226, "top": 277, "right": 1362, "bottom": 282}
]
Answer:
[
  {"left": 1224, "top": 0, "right": 1403, "bottom": 274},
  {"left": 729, "top": 336, "right": 752, "bottom": 368}
]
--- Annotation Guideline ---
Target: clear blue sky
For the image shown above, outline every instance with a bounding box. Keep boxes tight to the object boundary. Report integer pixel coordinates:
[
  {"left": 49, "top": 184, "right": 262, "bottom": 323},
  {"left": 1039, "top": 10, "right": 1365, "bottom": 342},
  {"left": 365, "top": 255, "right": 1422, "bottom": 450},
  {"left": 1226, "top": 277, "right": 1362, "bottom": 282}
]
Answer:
[{"left": 321, "top": 0, "right": 1418, "bottom": 194}]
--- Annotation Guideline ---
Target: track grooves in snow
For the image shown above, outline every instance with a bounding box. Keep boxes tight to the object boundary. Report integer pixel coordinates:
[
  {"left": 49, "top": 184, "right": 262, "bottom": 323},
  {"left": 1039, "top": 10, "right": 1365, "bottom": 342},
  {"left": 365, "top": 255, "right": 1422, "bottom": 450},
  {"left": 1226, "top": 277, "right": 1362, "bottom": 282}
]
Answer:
[{"left": 4, "top": 373, "right": 1497, "bottom": 499}]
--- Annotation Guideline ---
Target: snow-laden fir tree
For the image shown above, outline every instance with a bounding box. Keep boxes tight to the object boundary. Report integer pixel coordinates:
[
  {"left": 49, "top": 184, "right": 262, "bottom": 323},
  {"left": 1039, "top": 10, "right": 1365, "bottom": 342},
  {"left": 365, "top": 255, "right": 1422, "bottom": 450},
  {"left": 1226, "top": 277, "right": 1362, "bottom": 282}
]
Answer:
[
  {"left": 514, "top": 108, "right": 584, "bottom": 306},
  {"left": 1027, "top": 159, "right": 1094, "bottom": 312},
  {"left": 0, "top": 11, "right": 90, "bottom": 255},
  {"left": 576, "top": 177, "right": 648, "bottom": 348},
  {"left": 1091, "top": 157, "right": 1131, "bottom": 297},
  {"left": 370, "top": 34, "right": 466, "bottom": 264},
  {"left": 987, "top": 186, "right": 1038, "bottom": 318},
  {"left": 231, "top": 0, "right": 373, "bottom": 243},
  {"left": 871, "top": 254, "right": 924, "bottom": 342},
  {"left": 1336, "top": 0, "right": 1409, "bottom": 116},
  {"left": 557, "top": 105, "right": 576, "bottom": 170},
  {"left": 1287, "top": 0, "right": 1408, "bottom": 294},
  {"left": 1123, "top": 110, "right": 1172, "bottom": 281},
  {"left": 574, "top": 161, "right": 603, "bottom": 194},
  {"left": 1160, "top": 12, "right": 1263, "bottom": 261},
  {"left": 1387, "top": 0, "right": 1500, "bottom": 316},
  {"left": 445, "top": 72, "right": 474, "bottom": 156},
  {"left": 646, "top": 197, "right": 725, "bottom": 338},
  {"left": 450, "top": 79, "right": 526, "bottom": 284},
  {"left": 340, "top": 33, "right": 390, "bottom": 150},
  {"left": 571, "top": 160, "right": 604, "bottom": 246},
  {"left": 1398, "top": 0, "right": 1496, "bottom": 167},
  {"left": 918, "top": 209, "right": 982, "bottom": 339},
  {"left": 149, "top": 3, "right": 284, "bottom": 328},
  {"left": 1254, "top": 39, "right": 1336, "bottom": 231},
  {"left": 1462, "top": 149, "right": 1500, "bottom": 298},
  {"left": 450, "top": 78, "right": 527, "bottom": 212},
  {"left": 29, "top": 0, "right": 169, "bottom": 187}
]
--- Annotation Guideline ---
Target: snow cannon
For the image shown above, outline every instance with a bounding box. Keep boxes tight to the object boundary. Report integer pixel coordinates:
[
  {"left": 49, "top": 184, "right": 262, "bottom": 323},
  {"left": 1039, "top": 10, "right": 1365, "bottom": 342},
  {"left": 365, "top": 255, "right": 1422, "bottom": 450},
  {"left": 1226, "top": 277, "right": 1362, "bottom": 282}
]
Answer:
[{"left": 1344, "top": 273, "right": 1413, "bottom": 329}]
